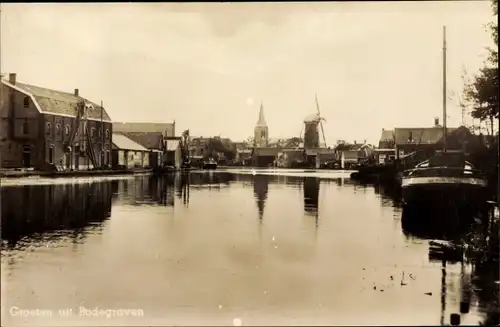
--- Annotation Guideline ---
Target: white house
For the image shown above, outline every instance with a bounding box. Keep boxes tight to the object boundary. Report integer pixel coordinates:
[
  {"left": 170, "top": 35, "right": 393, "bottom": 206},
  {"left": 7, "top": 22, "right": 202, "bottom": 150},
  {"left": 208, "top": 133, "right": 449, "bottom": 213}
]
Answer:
[{"left": 111, "top": 133, "right": 150, "bottom": 169}]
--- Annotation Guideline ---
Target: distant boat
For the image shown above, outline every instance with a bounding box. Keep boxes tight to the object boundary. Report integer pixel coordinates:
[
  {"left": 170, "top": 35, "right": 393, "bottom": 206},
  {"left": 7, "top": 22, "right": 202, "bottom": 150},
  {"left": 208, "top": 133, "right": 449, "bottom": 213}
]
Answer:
[
  {"left": 203, "top": 158, "right": 217, "bottom": 170},
  {"left": 401, "top": 151, "right": 488, "bottom": 212}
]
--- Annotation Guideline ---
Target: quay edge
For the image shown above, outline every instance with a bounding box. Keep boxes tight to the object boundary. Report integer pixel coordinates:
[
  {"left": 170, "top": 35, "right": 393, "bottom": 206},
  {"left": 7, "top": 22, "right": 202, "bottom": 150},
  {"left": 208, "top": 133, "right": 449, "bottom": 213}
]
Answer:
[{"left": 0, "top": 168, "right": 154, "bottom": 179}]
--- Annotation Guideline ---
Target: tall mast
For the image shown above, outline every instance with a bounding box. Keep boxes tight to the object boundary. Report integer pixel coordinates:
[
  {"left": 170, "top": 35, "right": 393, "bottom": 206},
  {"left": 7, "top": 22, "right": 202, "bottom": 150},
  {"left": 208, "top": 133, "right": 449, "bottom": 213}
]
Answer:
[
  {"left": 101, "top": 100, "right": 104, "bottom": 167},
  {"left": 442, "top": 26, "right": 447, "bottom": 152}
]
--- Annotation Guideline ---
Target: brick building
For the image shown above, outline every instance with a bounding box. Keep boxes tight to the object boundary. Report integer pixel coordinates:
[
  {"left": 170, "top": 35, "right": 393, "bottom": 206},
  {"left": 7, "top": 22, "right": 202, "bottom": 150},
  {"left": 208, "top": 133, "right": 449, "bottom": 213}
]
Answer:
[{"left": 0, "top": 74, "right": 113, "bottom": 170}]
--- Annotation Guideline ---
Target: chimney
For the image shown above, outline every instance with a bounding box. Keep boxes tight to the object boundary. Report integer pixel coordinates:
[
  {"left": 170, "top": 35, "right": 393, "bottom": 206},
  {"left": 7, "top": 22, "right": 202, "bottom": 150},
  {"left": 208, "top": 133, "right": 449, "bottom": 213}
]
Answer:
[
  {"left": 434, "top": 117, "right": 439, "bottom": 126},
  {"left": 9, "top": 73, "right": 16, "bottom": 85},
  {"left": 74, "top": 89, "right": 79, "bottom": 97},
  {"left": 354, "top": 140, "right": 357, "bottom": 144}
]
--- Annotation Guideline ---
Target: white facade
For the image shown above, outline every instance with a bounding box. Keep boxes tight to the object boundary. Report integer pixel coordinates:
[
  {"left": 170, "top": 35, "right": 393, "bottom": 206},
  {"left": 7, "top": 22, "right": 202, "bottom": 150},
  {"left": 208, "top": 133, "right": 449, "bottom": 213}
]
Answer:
[{"left": 112, "top": 133, "right": 150, "bottom": 169}]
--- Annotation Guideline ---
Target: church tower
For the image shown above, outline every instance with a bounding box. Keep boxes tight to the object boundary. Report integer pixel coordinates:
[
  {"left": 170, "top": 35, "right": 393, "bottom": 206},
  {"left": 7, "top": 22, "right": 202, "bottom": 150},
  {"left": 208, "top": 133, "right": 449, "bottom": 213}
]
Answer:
[{"left": 254, "top": 102, "right": 269, "bottom": 148}]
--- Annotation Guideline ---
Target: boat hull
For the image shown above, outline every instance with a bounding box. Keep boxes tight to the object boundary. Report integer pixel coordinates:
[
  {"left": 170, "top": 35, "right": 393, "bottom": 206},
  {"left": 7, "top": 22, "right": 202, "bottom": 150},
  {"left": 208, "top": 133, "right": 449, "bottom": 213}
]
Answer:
[
  {"left": 402, "top": 176, "right": 488, "bottom": 212},
  {"left": 203, "top": 163, "right": 217, "bottom": 170}
]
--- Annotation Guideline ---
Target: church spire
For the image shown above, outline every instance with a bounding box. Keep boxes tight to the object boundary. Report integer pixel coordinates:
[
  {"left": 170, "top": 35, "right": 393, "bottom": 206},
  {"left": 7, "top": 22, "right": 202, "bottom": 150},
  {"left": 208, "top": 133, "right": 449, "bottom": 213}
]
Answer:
[{"left": 256, "top": 101, "right": 267, "bottom": 127}]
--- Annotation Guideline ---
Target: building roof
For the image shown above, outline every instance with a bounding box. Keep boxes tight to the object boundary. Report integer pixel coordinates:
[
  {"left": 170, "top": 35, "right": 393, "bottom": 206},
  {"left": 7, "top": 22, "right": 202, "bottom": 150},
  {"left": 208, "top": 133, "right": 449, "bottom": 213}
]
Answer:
[
  {"left": 115, "top": 131, "right": 163, "bottom": 150},
  {"left": 336, "top": 143, "right": 364, "bottom": 151},
  {"left": 394, "top": 127, "right": 457, "bottom": 145},
  {"left": 234, "top": 142, "right": 249, "bottom": 150},
  {"left": 2, "top": 80, "right": 112, "bottom": 122},
  {"left": 380, "top": 129, "right": 395, "bottom": 142},
  {"left": 112, "top": 133, "right": 148, "bottom": 151},
  {"left": 113, "top": 122, "right": 175, "bottom": 137},
  {"left": 304, "top": 113, "right": 321, "bottom": 123},
  {"left": 165, "top": 139, "right": 180, "bottom": 151},
  {"left": 253, "top": 147, "right": 280, "bottom": 156},
  {"left": 281, "top": 148, "right": 304, "bottom": 153},
  {"left": 305, "top": 148, "right": 335, "bottom": 156}
]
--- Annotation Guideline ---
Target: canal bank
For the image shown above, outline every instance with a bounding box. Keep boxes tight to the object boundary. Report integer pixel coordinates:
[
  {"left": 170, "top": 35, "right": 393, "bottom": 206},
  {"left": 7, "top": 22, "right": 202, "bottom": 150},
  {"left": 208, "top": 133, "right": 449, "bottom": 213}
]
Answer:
[{"left": 0, "top": 168, "right": 153, "bottom": 179}]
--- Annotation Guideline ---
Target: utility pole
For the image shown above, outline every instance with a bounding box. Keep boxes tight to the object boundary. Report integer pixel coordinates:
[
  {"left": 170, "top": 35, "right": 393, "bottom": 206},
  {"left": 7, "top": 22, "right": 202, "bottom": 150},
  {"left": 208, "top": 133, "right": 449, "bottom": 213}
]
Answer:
[
  {"left": 442, "top": 26, "right": 447, "bottom": 152},
  {"left": 101, "top": 100, "right": 104, "bottom": 167}
]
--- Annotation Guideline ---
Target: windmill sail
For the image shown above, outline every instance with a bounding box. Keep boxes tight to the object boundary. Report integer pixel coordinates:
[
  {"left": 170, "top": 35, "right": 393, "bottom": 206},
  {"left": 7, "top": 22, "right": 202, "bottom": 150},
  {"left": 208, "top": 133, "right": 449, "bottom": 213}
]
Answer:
[{"left": 315, "top": 93, "right": 327, "bottom": 147}]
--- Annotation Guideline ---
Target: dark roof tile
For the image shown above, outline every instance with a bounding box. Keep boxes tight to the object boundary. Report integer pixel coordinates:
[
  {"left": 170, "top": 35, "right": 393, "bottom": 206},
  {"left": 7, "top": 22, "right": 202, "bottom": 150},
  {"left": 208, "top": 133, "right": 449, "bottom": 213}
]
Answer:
[{"left": 12, "top": 82, "right": 112, "bottom": 121}]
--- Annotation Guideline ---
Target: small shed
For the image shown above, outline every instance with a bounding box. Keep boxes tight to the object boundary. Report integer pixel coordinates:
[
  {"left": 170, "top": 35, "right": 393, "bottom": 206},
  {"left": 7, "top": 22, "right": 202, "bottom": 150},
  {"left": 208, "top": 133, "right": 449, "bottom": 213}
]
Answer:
[
  {"left": 112, "top": 133, "right": 150, "bottom": 169},
  {"left": 252, "top": 148, "right": 280, "bottom": 167}
]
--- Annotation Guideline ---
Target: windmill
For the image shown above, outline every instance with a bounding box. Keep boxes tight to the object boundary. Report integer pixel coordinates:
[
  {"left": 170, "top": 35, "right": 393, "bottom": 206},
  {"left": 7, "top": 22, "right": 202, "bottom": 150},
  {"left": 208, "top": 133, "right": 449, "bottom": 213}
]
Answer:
[{"left": 303, "top": 94, "right": 327, "bottom": 149}]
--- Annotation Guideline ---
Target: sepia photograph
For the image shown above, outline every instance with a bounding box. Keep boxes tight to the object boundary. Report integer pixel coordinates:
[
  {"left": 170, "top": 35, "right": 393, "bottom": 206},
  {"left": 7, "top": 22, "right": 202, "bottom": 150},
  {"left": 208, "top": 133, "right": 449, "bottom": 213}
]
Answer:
[{"left": 0, "top": 1, "right": 498, "bottom": 326}]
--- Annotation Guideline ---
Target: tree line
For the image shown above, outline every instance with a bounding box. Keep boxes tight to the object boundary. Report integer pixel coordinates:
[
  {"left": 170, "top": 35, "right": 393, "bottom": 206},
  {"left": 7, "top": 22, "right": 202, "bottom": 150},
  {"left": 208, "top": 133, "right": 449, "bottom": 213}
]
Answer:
[{"left": 461, "top": 0, "right": 498, "bottom": 136}]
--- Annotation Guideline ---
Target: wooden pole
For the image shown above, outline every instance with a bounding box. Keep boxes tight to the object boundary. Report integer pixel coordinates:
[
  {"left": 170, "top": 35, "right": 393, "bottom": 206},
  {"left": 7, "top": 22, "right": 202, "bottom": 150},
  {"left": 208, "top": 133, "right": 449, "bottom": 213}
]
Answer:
[
  {"left": 442, "top": 26, "right": 448, "bottom": 152},
  {"left": 101, "top": 100, "right": 104, "bottom": 167}
]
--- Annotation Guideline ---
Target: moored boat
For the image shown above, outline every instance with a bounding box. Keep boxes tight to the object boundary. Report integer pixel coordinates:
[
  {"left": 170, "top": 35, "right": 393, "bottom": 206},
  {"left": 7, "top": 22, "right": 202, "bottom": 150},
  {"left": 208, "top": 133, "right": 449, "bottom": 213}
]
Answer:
[
  {"left": 203, "top": 158, "right": 218, "bottom": 170},
  {"left": 401, "top": 151, "right": 488, "bottom": 213}
]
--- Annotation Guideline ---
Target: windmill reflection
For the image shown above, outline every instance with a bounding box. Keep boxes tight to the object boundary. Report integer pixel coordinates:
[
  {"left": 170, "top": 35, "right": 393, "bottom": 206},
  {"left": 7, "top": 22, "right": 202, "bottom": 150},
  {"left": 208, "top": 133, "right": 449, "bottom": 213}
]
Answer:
[
  {"left": 303, "top": 177, "right": 320, "bottom": 226},
  {"left": 253, "top": 174, "right": 269, "bottom": 222}
]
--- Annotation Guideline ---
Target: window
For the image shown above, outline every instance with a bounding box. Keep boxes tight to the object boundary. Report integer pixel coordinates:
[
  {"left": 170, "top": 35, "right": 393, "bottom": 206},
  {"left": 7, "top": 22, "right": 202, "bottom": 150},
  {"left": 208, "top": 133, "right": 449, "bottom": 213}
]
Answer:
[
  {"left": 22, "top": 119, "right": 29, "bottom": 135},
  {"left": 56, "top": 124, "right": 61, "bottom": 136},
  {"left": 23, "top": 96, "right": 29, "bottom": 108},
  {"left": 105, "top": 129, "right": 110, "bottom": 139},
  {"left": 48, "top": 146, "right": 54, "bottom": 164},
  {"left": 106, "top": 151, "right": 110, "bottom": 166},
  {"left": 64, "top": 125, "right": 70, "bottom": 136},
  {"left": 46, "top": 122, "right": 51, "bottom": 135},
  {"left": 91, "top": 127, "right": 96, "bottom": 138}
]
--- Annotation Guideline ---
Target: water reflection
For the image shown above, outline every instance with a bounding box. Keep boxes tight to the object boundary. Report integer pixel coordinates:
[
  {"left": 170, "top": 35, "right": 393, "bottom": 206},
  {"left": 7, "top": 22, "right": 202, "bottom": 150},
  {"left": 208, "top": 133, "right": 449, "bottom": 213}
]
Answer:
[
  {"left": 373, "top": 182, "right": 402, "bottom": 208},
  {"left": 1, "top": 182, "right": 112, "bottom": 247},
  {"left": 253, "top": 174, "right": 269, "bottom": 222},
  {"left": 1, "top": 171, "right": 498, "bottom": 326},
  {"left": 303, "top": 177, "right": 320, "bottom": 219}
]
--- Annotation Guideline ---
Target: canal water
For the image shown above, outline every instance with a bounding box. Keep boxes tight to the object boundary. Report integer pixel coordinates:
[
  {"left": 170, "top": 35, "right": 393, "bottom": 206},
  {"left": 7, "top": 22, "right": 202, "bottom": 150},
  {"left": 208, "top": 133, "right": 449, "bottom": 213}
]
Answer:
[{"left": 0, "top": 170, "right": 497, "bottom": 326}]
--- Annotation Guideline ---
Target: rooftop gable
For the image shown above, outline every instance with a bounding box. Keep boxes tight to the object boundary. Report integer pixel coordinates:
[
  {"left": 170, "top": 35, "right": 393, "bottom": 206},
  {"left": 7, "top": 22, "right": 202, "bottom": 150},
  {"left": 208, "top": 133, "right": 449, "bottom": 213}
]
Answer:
[
  {"left": 380, "top": 129, "right": 395, "bottom": 142},
  {"left": 113, "top": 122, "right": 175, "bottom": 137},
  {"left": 2, "top": 80, "right": 112, "bottom": 122},
  {"left": 115, "top": 131, "right": 163, "bottom": 150},
  {"left": 394, "top": 127, "right": 458, "bottom": 145},
  {"left": 112, "top": 133, "right": 148, "bottom": 151},
  {"left": 253, "top": 147, "right": 280, "bottom": 156}
]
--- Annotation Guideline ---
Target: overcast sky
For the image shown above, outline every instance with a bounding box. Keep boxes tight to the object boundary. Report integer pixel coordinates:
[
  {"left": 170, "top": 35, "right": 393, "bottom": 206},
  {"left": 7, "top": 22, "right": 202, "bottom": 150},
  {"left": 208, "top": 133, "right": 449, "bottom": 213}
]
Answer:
[{"left": 1, "top": 2, "right": 495, "bottom": 144}]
